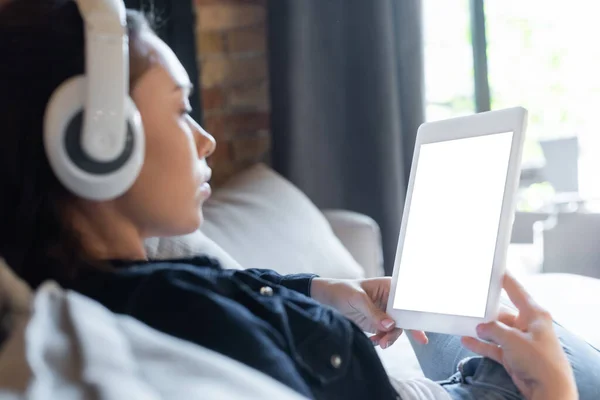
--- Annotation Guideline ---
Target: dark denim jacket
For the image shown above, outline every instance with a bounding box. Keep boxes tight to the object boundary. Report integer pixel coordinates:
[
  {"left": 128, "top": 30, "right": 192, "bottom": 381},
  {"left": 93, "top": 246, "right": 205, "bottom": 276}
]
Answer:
[{"left": 69, "top": 257, "right": 398, "bottom": 400}]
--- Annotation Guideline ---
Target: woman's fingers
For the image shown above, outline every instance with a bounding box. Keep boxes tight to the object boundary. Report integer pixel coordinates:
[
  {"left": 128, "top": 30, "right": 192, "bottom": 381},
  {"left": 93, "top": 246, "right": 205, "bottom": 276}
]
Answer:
[
  {"left": 370, "top": 328, "right": 427, "bottom": 348},
  {"left": 461, "top": 336, "right": 503, "bottom": 364},
  {"left": 409, "top": 330, "right": 429, "bottom": 345},
  {"left": 369, "top": 331, "right": 385, "bottom": 346},
  {"left": 370, "top": 328, "right": 404, "bottom": 349},
  {"left": 497, "top": 309, "right": 518, "bottom": 327},
  {"left": 477, "top": 320, "right": 523, "bottom": 348},
  {"left": 369, "top": 331, "right": 389, "bottom": 346},
  {"left": 381, "top": 328, "right": 404, "bottom": 349},
  {"left": 460, "top": 309, "right": 519, "bottom": 362}
]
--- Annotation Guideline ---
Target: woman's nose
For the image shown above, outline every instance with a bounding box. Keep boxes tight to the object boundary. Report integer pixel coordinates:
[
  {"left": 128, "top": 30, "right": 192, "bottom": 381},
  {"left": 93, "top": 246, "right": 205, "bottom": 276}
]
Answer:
[{"left": 188, "top": 116, "right": 216, "bottom": 158}]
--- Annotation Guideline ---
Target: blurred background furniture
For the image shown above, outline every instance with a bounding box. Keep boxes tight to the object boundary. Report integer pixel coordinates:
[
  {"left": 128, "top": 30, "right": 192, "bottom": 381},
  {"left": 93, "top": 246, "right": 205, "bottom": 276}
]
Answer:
[
  {"left": 533, "top": 211, "right": 600, "bottom": 279},
  {"left": 539, "top": 136, "right": 580, "bottom": 194},
  {"left": 508, "top": 135, "right": 600, "bottom": 279}
]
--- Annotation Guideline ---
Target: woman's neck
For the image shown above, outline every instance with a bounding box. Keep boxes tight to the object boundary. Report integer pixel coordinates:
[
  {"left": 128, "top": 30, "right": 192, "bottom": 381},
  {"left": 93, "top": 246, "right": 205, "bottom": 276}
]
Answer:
[{"left": 67, "top": 201, "right": 148, "bottom": 262}]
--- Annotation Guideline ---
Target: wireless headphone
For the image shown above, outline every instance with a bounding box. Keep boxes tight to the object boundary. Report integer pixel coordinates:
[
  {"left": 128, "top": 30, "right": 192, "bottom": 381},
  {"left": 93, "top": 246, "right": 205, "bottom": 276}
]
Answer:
[{"left": 43, "top": 0, "right": 144, "bottom": 201}]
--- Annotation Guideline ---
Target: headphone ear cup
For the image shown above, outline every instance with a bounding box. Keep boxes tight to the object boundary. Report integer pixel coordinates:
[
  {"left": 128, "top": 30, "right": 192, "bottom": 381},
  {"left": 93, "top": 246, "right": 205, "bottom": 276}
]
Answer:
[{"left": 44, "top": 76, "right": 145, "bottom": 201}]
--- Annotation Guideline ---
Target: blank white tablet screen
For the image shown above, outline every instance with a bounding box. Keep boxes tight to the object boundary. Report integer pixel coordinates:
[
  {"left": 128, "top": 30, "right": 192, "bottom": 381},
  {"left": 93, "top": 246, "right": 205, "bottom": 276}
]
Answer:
[{"left": 393, "top": 132, "right": 513, "bottom": 318}]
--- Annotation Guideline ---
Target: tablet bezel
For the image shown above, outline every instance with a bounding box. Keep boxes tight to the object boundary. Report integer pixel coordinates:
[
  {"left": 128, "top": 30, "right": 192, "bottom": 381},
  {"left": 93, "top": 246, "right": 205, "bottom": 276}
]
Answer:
[{"left": 386, "top": 107, "right": 528, "bottom": 338}]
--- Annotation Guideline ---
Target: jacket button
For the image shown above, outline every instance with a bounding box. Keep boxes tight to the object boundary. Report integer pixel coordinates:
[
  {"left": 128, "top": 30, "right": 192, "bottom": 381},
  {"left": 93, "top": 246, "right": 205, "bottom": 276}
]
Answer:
[
  {"left": 259, "top": 286, "right": 274, "bottom": 296},
  {"left": 330, "top": 354, "right": 342, "bottom": 369}
]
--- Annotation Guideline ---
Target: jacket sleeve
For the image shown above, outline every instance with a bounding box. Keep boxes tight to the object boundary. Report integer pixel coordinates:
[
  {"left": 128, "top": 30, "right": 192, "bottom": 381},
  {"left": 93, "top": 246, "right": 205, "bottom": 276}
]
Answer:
[{"left": 243, "top": 269, "right": 318, "bottom": 297}]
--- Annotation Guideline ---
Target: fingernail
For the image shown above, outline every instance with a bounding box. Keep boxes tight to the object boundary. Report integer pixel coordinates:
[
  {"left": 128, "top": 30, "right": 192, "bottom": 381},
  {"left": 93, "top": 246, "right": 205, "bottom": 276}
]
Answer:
[
  {"left": 476, "top": 324, "right": 484, "bottom": 335},
  {"left": 382, "top": 319, "right": 395, "bottom": 329},
  {"left": 370, "top": 338, "right": 379, "bottom": 346}
]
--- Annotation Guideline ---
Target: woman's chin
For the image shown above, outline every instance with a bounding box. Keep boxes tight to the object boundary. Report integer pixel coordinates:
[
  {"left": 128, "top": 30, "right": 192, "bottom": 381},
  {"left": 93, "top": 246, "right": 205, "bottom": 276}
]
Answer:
[
  {"left": 187, "top": 211, "right": 203, "bottom": 233},
  {"left": 172, "top": 212, "right": 203, "bottom": 237},
  {"left": 151, "top": 209, "right": 204, "bottom": 239}
]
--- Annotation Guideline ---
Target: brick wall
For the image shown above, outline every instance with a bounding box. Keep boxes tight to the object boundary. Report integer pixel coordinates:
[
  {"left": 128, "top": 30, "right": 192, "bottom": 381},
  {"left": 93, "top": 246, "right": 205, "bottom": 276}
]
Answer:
[{"left": 194, "top": 0, "right": 270, "bottom": 186}]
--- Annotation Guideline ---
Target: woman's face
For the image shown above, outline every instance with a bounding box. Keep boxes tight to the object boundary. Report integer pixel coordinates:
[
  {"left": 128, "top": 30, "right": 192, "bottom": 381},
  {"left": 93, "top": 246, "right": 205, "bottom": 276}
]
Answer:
[{"left": 116, "top": 32, "right": 216, "bottom": 238}]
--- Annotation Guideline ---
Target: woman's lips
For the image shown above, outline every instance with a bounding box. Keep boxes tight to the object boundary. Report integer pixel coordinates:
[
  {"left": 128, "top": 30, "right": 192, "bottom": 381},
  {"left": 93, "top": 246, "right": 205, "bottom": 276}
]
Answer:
[{"left": 197, "top": 182, "right": 212, "bottom": 199}]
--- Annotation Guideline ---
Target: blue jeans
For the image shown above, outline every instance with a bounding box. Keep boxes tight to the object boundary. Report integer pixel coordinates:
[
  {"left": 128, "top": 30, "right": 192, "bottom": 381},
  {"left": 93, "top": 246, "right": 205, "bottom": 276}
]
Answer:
[{"left": 408, "top": 323, "right": 600, "bottom": 399}]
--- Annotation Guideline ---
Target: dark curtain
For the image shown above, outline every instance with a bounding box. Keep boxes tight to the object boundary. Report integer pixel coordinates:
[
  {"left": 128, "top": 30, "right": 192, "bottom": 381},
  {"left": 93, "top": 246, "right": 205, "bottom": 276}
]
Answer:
[
  {"left": 124, "top": 0, "right": 202, "bottom": 123},
  {"left": 268, "top": 0, "right": 424, "bottom": 274}
]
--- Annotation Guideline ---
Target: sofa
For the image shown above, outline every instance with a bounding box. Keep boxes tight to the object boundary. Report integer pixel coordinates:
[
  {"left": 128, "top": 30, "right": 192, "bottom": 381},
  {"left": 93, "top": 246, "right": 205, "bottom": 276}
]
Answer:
[{"left": 146, "top": 163, "right": 600, "bottom": 380}]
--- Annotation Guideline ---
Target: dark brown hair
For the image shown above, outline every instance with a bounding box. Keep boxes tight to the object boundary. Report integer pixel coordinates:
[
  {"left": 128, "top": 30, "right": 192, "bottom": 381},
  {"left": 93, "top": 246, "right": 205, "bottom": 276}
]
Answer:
[{"left": 0, "top": 0, "right": 151, "bottom": 288}]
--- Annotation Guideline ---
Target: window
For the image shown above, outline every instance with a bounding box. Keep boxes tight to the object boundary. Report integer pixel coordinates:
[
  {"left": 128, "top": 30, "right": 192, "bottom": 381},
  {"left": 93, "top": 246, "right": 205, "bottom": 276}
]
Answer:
[
  {"left": 423, "top": 0, "right": 474, "bottom": 122},
  {"left": 423, "top": 0, "right": 600, "bottom": 208}
]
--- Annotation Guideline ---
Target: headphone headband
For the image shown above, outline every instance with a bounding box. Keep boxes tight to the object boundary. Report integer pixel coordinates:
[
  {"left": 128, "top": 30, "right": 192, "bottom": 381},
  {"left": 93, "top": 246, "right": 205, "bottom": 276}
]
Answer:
[
  {"left": 74, "top": 0, "right": 128, "bottom": 162},
  {"left": 44, "top": 0, "right": 145, "bottom": 200}
]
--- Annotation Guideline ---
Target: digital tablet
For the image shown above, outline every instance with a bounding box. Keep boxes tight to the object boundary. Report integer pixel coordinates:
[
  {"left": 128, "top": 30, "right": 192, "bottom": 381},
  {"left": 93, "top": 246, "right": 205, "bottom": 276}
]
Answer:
[{"left": 386, "top": 107, "right": 528, "bottom": 337}]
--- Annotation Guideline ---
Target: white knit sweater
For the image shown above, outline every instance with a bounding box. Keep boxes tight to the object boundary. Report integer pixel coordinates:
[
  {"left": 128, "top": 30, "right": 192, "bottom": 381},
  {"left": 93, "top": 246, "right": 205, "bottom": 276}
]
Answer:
[{"left": 390, "top": 377, "right": 453, "bottom": 400}]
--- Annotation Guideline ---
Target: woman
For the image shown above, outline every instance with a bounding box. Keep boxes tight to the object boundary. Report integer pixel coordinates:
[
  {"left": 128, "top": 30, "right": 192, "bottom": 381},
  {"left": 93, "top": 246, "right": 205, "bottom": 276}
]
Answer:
[{"left": 0, "top": 1, "right": 598, "bottom": 399}]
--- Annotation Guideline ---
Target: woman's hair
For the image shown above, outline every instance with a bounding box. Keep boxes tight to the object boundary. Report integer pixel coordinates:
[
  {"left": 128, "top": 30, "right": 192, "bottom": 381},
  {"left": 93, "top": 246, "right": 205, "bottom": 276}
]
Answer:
[{"left": 0, "top": 0, "right": 152, "bottom": 288}]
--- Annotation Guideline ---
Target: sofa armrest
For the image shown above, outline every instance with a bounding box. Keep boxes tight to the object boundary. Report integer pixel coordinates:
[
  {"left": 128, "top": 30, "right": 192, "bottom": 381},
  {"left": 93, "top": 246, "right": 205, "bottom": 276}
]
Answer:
[{"left": 322, "top": 210, "right": 385, "bottom": 278}]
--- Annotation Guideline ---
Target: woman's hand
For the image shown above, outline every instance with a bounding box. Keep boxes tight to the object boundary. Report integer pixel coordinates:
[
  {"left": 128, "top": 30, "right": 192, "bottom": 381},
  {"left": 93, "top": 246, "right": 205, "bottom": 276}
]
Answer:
[
  {"left": 461, "top": 274, "right": 577, "bottom": 400},
  {"left": 310, "top": 277, "right": 428, "bottom": 348}
]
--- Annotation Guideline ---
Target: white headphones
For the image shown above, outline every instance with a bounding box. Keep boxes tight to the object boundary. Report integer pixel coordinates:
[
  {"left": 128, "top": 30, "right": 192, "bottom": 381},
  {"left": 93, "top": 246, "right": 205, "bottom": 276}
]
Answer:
[{"left": 43, "top": 0, "right": 144, "bottom": 201}]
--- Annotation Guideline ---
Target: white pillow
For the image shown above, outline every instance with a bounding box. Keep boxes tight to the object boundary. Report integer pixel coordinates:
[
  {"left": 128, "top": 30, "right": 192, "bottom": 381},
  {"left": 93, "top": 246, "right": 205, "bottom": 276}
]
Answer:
[
  {"left": 199, "top": 164, "right": 365, "bottom": 279},
  {"left": 145, "top": 233, "right": 243, "bottom": 271}
]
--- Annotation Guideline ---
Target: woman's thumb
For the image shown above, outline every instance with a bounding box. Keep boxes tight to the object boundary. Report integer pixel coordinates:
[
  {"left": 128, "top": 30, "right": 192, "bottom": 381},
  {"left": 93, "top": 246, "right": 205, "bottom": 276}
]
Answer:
[{"left": 357, "top": 294, "right": 395, "bottom": 331}]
